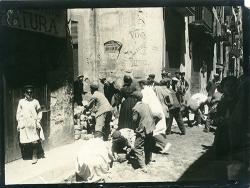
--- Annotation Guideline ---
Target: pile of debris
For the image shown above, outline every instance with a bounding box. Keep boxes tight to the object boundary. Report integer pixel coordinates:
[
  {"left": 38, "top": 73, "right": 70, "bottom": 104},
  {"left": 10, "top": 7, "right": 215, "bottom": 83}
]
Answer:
[
  {"left": 74, "top": 105, "right": 95, "bottom": 140},
  {"left": 73, "top": 103, "right": 119, "bottom": 141}
]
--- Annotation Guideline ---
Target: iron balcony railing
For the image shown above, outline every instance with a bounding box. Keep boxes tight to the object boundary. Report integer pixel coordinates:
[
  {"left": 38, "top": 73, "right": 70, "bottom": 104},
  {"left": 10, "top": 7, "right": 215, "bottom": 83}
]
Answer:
[{"left": 194, "top": 7, "right": 213, "bottom": 32}]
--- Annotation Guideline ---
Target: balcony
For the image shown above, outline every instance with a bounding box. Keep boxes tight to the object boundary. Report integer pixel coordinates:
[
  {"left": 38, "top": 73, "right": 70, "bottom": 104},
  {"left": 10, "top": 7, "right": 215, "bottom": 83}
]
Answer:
[
  {"left": 189, "top": 7, "right": 213, "bottom": 33},
  {"left": 175, "top": 7, "right": 195, "bottom": 16},
  {"left": 214, "top": 23, "right": 230, "bottom": 43}
]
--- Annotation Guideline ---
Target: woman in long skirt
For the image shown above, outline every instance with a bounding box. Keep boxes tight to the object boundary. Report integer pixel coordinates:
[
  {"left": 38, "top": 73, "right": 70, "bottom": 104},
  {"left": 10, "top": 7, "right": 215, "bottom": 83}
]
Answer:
[{"left": 118, "top": 75, "right": 138, "bottom": 130}]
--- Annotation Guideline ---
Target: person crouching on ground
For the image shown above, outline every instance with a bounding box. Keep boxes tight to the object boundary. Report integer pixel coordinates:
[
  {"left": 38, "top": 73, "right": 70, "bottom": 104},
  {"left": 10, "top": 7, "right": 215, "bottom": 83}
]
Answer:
[
  {"left": 75, "top": 131, "right": 114, "bottom": 183},
  {"left": 111, "top": 128, "right": 171, "bottom": 163},
  {"left": 84, "top": 83, "right": 113, "bottom": 141},
  {"left": 187, "top": 93, "right": 208, "bottom": 127},
  {"left": 132, "top": 91, "right": 161, "bottom": 173},
  {"left": 111, "top": 128, "right": 136, "bottom": 163}
]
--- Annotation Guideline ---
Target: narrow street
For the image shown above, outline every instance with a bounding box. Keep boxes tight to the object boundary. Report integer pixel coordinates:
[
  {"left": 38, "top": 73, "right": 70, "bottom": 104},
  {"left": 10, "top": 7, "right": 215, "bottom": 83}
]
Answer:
[
  {"left": 2, "top": 5, "right": 248, "bottom": 185},
  {"left": 64, "top": 124, "right": 215, "bottom": 183},
  {"left": 5, "top": 124, "right": 215, "bottom": 184},
  {"left": 107, "top": 126, "right": 214, "bottom": 182}
]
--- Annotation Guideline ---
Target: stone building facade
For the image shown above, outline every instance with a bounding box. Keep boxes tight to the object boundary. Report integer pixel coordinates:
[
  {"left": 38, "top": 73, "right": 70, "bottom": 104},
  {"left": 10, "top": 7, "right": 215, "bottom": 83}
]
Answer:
[{"left": 68, "top": 6, "right": 243, "bottom": 96}]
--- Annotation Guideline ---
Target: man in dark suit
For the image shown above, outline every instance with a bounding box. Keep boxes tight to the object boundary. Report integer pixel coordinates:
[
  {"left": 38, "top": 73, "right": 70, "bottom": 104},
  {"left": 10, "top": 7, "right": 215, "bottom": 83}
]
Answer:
[{"left": 74, "top": 75, "right": 84, "bottom": 106}]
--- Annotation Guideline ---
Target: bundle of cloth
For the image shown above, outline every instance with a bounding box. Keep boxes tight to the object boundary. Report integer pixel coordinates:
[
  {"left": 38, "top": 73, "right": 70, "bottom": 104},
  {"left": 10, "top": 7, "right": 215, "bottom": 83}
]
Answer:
[
  {"left": 141, "top": 86, "right": 171, "bottom": 153},
  {"left": 188, "top": 93, "right": 208, "bottom": 111},
  {"left": 141, "top": 85, "right": 166, "bottom": 136},
  {"left": 75, "top": 137, "right": 113, "bottom": 183}
]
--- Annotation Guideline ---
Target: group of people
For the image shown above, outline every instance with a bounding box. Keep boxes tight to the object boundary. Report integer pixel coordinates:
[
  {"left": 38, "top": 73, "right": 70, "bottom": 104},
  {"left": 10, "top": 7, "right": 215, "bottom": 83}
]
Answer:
[
  {"left": 74, "top": 70, "right": 250, "bottom": 181},
  {"left": 15, "top": 70, "right": 249, "bottom": 181},
  {"left": 74, "top": 71, "right": 194, "bottom": 180}
]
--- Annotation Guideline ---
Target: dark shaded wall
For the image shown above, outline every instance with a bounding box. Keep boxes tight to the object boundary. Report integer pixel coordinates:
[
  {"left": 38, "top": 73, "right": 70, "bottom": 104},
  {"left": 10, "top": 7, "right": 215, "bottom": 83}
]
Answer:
[
  {"left": 165, "top": 8, "right": 185, "bottom": 69},
  {"left": 0, "top": 13, "right": 74, "bottom": 162}
]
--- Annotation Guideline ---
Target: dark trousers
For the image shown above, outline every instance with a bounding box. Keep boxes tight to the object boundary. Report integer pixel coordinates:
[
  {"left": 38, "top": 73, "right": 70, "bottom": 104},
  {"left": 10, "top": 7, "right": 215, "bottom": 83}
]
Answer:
[
  {"left": 95, "top": 111, "right": 112, "bottom": 141},
  {"left": 133, "top": 132, "right": 153, "bottom": 168},
  {"left": 194, "top": 107, "right": 206, "bottom": 125},
  {"left": 166, "top": 108, "right": 186, "bottom": 135},
  {"left": 176, "top": 93, "right": 182, "bottom": 104},
  {"left": 205, "top": 107, "right": 217, "bottom": 131},
  {"left": 20, "top": 141, "right": 44, "bottom": 160},
  {"left": 176, "top": 93, "right": 185, "bottom": 104},
  {"left": 74, "top": 95, "right": 83, "bottom": 106}
]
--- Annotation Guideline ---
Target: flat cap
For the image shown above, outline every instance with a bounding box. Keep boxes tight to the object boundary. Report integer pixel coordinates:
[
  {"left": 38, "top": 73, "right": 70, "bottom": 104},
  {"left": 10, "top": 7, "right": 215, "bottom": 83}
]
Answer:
[
  {"left": 148, "top": 74, "right": 155, "bottom": 79},
  {"left": 161, "top": 72, "right": 168, "bottom": 76},
  {"left": 77, "top": 75, "right": 84, "bottom": 78},
  {"left": 90, "top": 83, "right": 99, "bottom": 90},
  {"left": 24, "top": 84, "right": 34, "bottom": 89},
  {"left": 111, "top": 130, "right": 122, "bottom": 140},
  {"left": 160, "top": 78, "right": 171, "bottom": 85}
]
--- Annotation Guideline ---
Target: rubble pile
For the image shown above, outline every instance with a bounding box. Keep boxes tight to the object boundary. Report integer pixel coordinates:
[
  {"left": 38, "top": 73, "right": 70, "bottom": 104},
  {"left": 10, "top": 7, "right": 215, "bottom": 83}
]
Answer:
[
  {"left": 73, "top": 105, "right": 119, "bottom": 141},
  {"left": 73, "top": 106, "right": 95, "bottom": 140}
]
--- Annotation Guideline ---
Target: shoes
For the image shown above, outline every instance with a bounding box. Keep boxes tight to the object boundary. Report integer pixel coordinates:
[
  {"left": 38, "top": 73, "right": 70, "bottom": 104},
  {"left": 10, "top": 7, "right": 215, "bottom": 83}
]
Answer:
[
  {"left": 32, "top": 152, "right": 38, "bottom": 164},
  {"left": 166, "top": 131, "right": 173, "bottom": 135},
  {"left": 32, "top": 158, "right": 38, "bottom": 164},
  {"left": 203, "top": 129, "right": 209, "bottom": 133},
  {"left": 141, "top": 167, "right": 148, "bottom": 173},
  {"left": 197, "top": 124, "right": 203, "bottom": 128},
  {"left": 148, "top": 159, "right": 156, "bottom": 164},
  {"left": 160, "top": 143, "right": 172, "bottom": 154}
]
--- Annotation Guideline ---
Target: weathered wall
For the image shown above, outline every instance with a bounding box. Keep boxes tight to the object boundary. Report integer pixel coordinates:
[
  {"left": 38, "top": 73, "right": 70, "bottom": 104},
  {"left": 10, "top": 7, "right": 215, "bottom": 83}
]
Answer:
[
  {"left": 46, "top": 37, "right": 74, "bottom": 150},
  {"left": 2, "top": 9, "right": 74, "bottom": 162},
  {"left": 69, "top": 9, "right": 96, "bottom": 82},
  {"left": 71, "top": 8, "right": 165, "bottom": 82},
  {"left": 47, "top": 83, "right": 74, "bottom": 149},
  {"left": 95, "top": 8, "right": 164, "bottom": 81}
]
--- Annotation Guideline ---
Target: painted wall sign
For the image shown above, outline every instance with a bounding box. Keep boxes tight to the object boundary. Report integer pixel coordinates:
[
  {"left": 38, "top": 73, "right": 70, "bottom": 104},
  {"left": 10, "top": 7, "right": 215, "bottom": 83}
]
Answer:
[
  {"left": 0, "top": 9, "right": 66, "bottom": 38},
  {"left": 104, "top": 40, "right": 122, "bottom": 53},
  {"left": 129, "top": 29, "right": 146, "bottom": 39}
]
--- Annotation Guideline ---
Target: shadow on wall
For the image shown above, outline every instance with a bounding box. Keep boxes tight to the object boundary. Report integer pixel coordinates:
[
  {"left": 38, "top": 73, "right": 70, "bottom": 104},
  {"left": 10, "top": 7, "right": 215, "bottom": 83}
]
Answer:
[{"left": 46, "top": 36, "right": 74, "bottom": 92}]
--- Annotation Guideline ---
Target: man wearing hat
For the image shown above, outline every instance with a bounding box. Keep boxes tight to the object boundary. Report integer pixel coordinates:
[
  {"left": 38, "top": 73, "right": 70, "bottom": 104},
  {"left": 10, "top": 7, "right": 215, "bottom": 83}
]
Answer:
[
  {"left": 206, "top": 73, "right": 220, "bottom": 102},
  {"left": 160, "top": 79, "right": 186, "bottom": 135},
  {"left": 16, "top": 85, "right": 45, "bottom": 164},
  {"left": 100, "top": 77, "right": 119, "bottom": 105},
  {"left": 74, "top": 75, "right": 84, "bottom": 106},
  {"left": 161, "top": 70, "right": 172, "bottom": 79},
  {"left": 161, "top": 72, "right": 168, "bottom": 82},
  {"left": 84, "top": 82, "right": 113, "bottom": 141},
  {"left": 132, "top": 91, "right": 161, "bottom": 172},
  {"left": 179, "top": 72, "right": 189, "bottom": 104},
  {"left": 147, "top": 74, "right": 159, "bottom": 86},
  {"left": 111, "top": 128, "right": 136, "bottom": 163},
  {"left": 171, "top": 72, "right": 181, "bottom": 92}
]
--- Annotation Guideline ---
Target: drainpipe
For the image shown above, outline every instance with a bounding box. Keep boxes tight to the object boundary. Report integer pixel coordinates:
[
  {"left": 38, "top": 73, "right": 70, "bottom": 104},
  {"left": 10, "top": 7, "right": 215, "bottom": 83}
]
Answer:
[
  {"left": 93, "top": 9, "right": 97, "bottom": 81},
  {"left": 243, "top": 7, "right": 250, "bottom": 75},
  {"left": 162, "top": 8, "right": 166, "bottom": 72}
]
